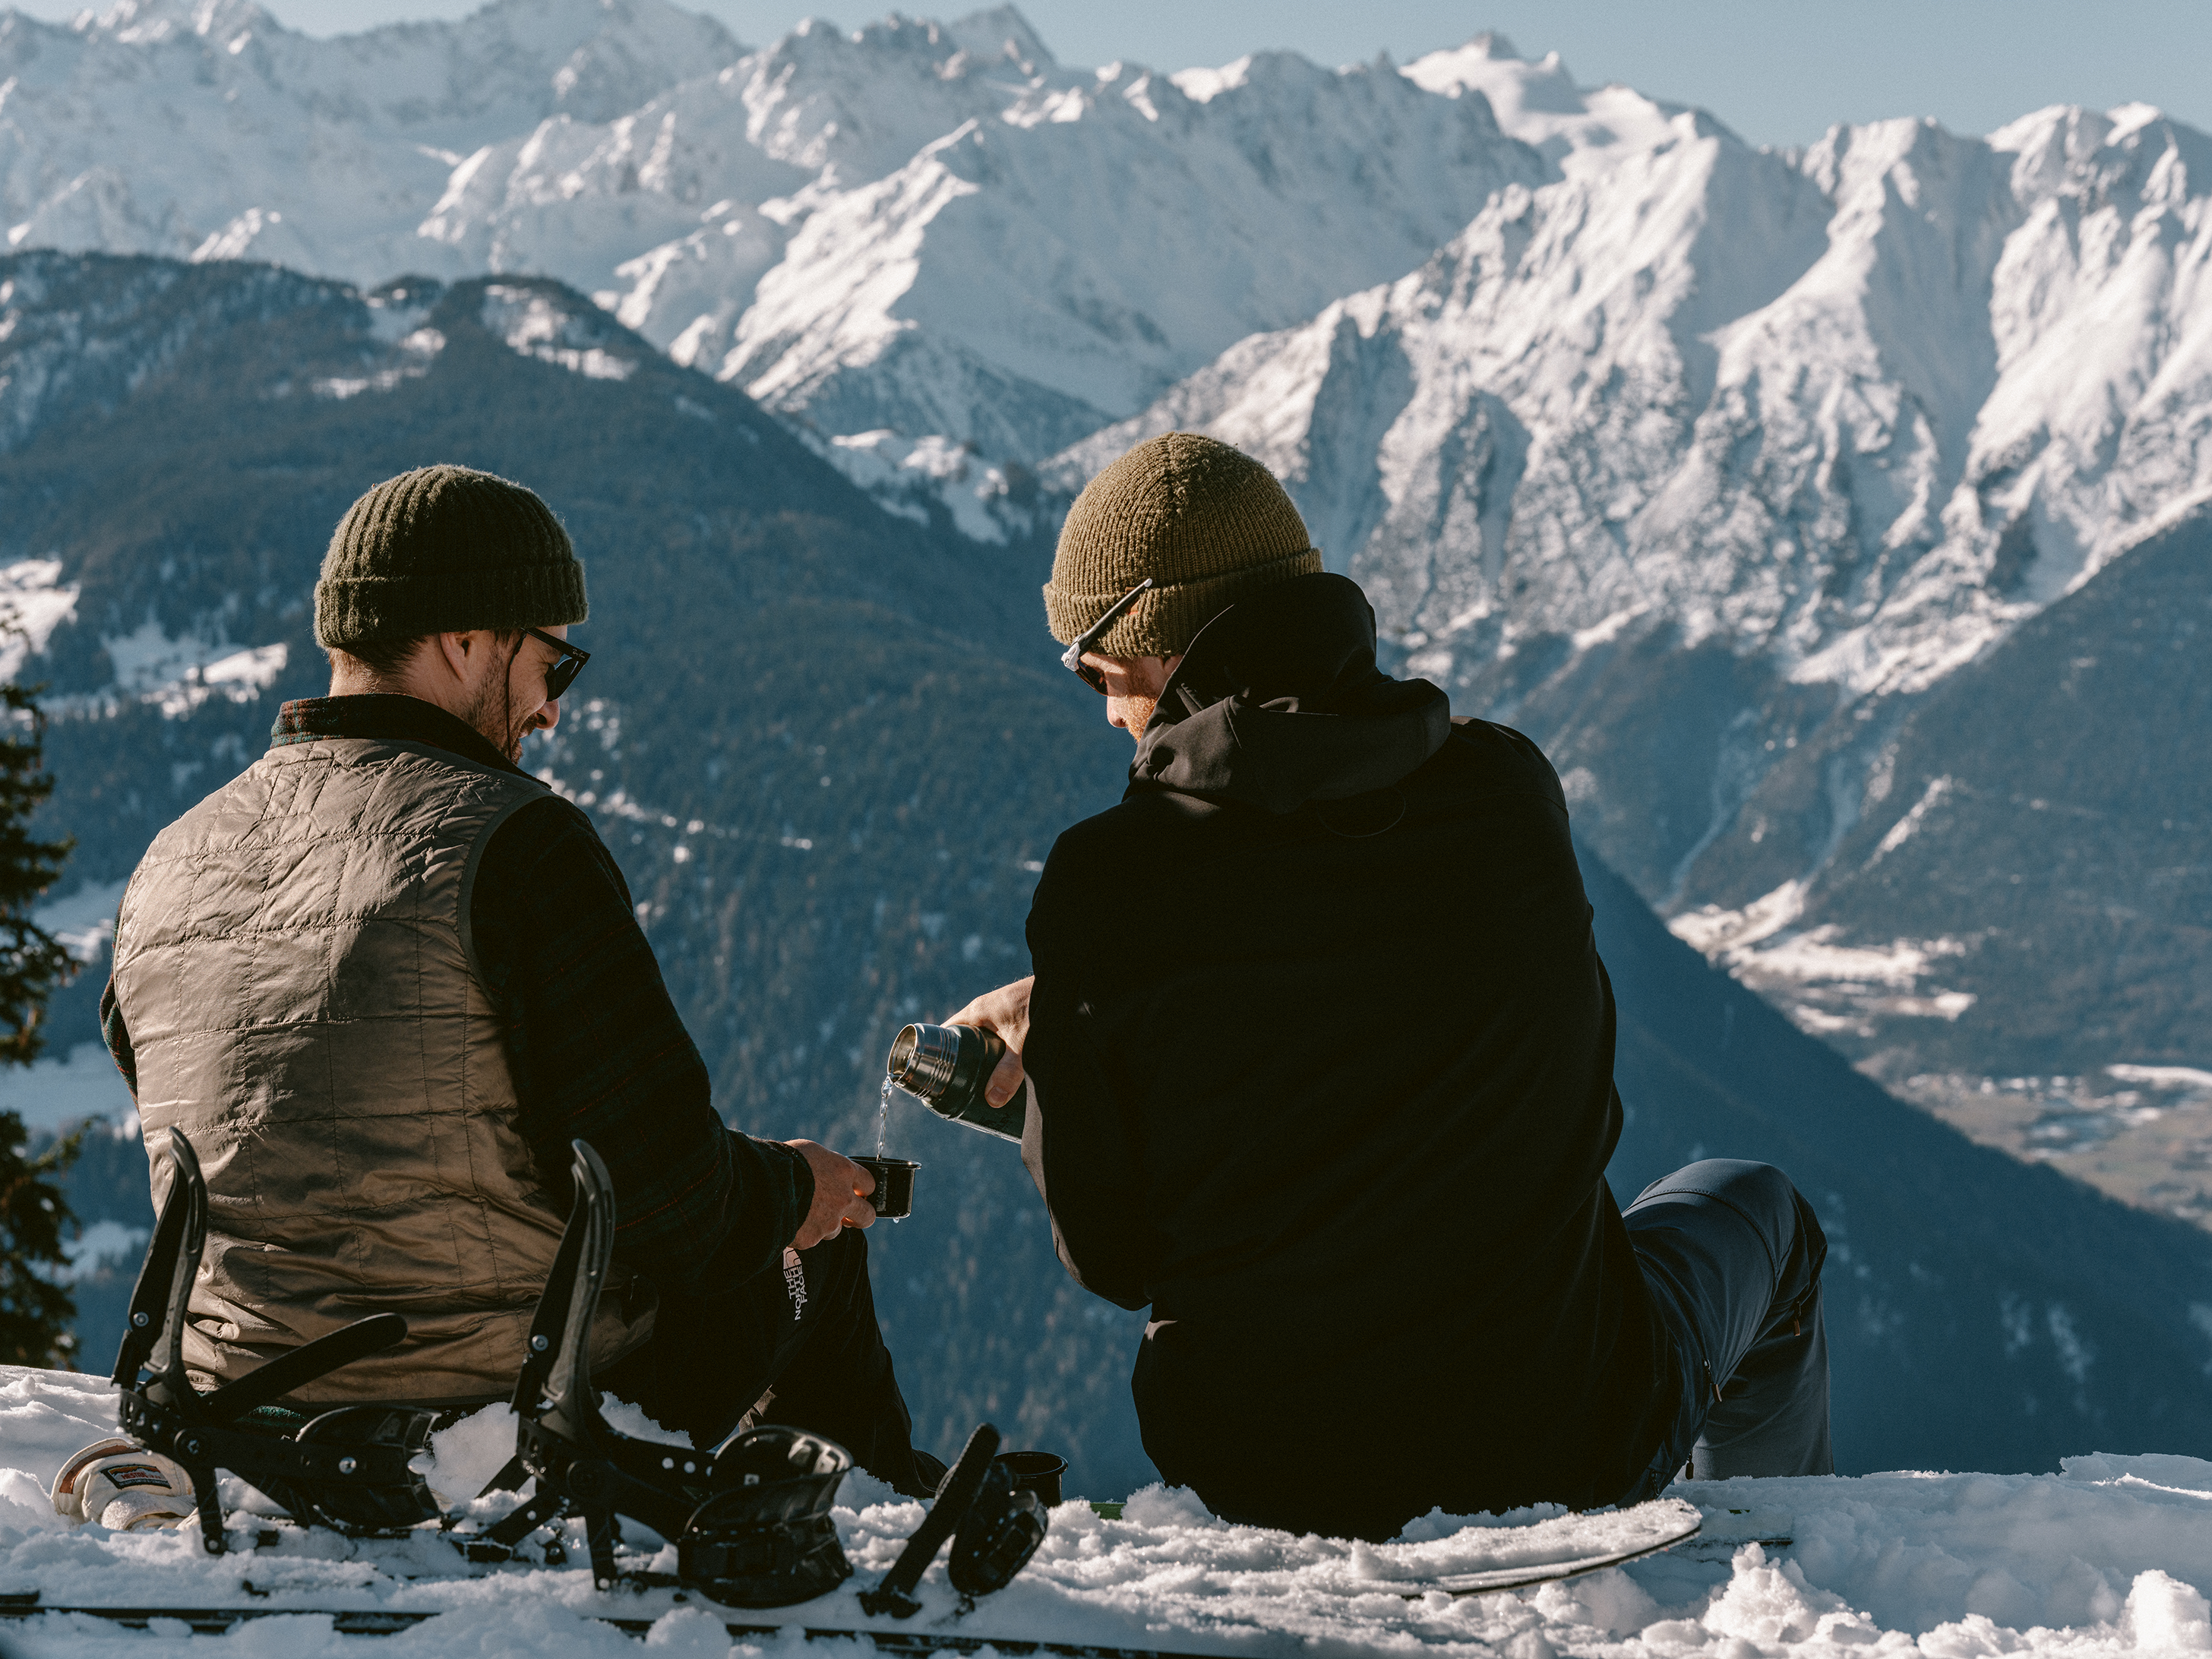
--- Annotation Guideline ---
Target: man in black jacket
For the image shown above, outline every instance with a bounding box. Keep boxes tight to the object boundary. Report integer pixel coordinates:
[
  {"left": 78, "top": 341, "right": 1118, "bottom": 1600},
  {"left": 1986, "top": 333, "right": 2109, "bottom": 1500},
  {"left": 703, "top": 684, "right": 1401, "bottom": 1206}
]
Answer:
[{"left": 951, "top": 432, "right": 1831, "bottom": 1539}]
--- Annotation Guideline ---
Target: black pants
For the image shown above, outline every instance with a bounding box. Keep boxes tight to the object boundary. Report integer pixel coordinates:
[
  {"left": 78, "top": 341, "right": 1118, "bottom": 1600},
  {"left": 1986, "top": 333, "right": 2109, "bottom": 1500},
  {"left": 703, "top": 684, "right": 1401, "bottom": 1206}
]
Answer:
[
  {"left": 1621, "top": 1159, "right": 1834, "bottom": 1493},
  {"left": 597, "top": 1228, "right": 927, "bottom": 1494}
]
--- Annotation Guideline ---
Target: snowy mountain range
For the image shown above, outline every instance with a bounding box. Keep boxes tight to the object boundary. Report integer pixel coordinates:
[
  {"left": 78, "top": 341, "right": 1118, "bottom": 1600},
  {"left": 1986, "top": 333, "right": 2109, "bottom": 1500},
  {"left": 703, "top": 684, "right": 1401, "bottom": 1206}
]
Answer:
[
  {"left": 14, "top": 251, "right": 2212, "bottom": 1487},
  {"left": 5, "top": 0, "right": 2211, "bottom": 1224}
]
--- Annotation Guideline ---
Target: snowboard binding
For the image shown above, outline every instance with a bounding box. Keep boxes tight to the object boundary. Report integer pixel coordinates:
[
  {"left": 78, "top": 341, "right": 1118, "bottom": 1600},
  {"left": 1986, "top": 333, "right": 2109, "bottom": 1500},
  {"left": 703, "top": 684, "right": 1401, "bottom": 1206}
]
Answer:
[
  {"left": 506, "top": 1138, "right": 1051, "bottom": 1612},
  {"left": 858, "top": 1421, "right": 1050, "bottom": 1617},
  {"left": 111, "top": 1128, "right": 444, "bottom": 1555},
  {"left": 504, "top": 1139, "right": 855, "bottom": 1607}
]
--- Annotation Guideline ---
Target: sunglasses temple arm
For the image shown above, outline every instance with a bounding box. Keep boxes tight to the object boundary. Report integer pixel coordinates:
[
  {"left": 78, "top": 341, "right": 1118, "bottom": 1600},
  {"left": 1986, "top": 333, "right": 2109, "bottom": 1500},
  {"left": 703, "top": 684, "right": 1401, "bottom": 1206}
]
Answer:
[{"left": 1065, "top": 578, "right": 1155, "bottom": 666}]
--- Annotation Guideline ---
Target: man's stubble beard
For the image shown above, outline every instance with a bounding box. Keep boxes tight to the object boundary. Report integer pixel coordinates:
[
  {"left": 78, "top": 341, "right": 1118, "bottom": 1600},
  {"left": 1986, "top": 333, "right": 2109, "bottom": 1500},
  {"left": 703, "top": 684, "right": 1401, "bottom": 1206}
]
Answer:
[
  {"left": 1123, "top": 693, "right": 1160, "bottom": 742},
  {"left": 462, "top": 646, "right": 530, "bottom": 763}
]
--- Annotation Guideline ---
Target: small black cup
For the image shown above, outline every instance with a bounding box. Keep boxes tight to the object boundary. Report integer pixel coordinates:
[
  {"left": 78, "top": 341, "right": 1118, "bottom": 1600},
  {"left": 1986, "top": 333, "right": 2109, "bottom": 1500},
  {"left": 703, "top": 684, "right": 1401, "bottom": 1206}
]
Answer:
[
  {"left": 995, "top": 1449, "right": 1067, "bottom": 1508},
  {"left": 852, "top": 1156, "right": 919, "bottom": 1219}
]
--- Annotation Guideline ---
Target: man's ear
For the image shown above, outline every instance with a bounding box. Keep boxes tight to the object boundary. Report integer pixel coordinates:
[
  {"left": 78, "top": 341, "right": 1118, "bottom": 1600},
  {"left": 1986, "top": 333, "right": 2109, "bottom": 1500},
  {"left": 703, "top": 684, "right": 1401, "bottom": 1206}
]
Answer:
[{"left": 434, "top": 631, "right": 476, "bottom": 681}]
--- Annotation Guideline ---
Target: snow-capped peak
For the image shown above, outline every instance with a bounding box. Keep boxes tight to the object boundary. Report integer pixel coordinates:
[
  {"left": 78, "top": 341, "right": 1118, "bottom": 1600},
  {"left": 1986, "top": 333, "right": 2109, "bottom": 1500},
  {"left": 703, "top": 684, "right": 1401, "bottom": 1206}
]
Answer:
[
  {"left": 81, "top": 0, "right": 272, "bottom": 43},
  {"left": 940, "top": 5, "right": 1056, "bottom": 74},
  {"left": 1404, "top": 33, "right": 1709, "bottom": 165},
  {"left": 6, "top": 0, "right": 2209, "bottom": 724},
  {"left": 1166, "top": 56, "right": 1250, "bottom": 105}
]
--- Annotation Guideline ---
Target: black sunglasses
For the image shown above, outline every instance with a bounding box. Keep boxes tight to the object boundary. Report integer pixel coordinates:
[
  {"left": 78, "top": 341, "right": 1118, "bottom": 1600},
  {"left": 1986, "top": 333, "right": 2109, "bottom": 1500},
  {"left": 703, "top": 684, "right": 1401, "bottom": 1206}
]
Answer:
[
  {"left": 1058, "top": 578, "right": 1155, "bottom": 694},
  {"left": 524, "top": 627, "right": 590, "bottom": 702}
]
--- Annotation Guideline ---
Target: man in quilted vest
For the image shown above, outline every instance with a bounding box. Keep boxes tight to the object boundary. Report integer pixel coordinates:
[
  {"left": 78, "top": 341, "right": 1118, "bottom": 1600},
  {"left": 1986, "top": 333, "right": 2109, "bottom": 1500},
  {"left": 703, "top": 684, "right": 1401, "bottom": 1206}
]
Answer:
[{"left": 102, "top": 464, "right": 933, "bottom": 1490}]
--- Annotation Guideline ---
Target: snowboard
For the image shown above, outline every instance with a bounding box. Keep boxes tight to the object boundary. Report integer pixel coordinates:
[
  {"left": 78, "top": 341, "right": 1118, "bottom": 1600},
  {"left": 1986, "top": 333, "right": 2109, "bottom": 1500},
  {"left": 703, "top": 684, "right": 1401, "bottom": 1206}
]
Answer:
[
  {"left": 1326, "top": 1496, "right": 1702, "bottom": 1597},
  {"left": 0, "top": 1594, "right": 1211, "bottom": 1657},
  {"left": 0, "top": 1496, "right": 1702, "bottom": 1647}
]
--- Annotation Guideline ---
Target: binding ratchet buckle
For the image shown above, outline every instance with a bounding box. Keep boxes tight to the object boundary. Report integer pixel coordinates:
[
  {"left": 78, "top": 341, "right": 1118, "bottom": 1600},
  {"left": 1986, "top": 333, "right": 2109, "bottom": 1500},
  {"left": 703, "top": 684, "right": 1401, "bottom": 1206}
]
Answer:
[{"left": 111, "top": 1128, "right": 442, "bottom": 1556}]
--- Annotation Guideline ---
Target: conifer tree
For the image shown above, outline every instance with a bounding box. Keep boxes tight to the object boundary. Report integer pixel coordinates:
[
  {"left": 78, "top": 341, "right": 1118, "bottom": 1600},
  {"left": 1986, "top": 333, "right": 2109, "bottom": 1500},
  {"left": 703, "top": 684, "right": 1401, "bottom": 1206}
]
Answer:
[
  {"left": 0, "top": 681, "right": 81, "bottom": 1367},
  {"left": 1, "top": 1115, "right": 84, "bottom": 1367}
]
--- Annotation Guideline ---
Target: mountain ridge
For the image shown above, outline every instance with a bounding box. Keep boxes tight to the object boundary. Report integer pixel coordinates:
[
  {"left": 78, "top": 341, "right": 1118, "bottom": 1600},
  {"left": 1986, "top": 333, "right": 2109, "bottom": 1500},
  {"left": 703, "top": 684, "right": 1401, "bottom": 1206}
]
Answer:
[{"left": 8, "top": 2, "right": 2212, "bottom": 1262}]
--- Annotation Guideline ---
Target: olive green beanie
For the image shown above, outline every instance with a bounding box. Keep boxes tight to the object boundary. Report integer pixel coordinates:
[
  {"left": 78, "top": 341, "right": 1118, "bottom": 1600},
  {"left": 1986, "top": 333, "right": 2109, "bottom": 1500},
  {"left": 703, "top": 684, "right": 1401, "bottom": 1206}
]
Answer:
[
  {"left": 1045, "top": 432, "right": 1321, "bottom": 657},
  {"left": 314, "top": 465, "right": 587, "bottom": 650}
]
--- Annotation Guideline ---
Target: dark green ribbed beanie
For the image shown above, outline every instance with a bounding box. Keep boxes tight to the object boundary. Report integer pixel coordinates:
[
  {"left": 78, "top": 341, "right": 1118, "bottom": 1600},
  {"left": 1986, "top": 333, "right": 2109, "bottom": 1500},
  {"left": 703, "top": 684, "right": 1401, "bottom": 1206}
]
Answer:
[
  {"left": 1045, "top": 432, "right": 1320, "bottom": 657},
  {"left": 314, "top": 465, "right": 587, "bottom": 651}
]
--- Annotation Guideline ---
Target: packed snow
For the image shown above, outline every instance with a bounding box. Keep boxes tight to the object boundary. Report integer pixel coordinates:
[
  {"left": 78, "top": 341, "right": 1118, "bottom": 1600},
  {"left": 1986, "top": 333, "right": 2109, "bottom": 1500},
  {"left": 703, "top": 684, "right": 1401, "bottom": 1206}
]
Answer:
[{"left": 2, "top": 1367, "right": 2210, "bottom": 1657}]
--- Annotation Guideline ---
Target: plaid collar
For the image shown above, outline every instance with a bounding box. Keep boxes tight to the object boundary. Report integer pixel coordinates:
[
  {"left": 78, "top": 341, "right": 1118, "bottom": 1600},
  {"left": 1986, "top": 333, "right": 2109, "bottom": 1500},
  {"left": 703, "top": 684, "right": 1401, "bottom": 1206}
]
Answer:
[{"left": 270, "top": 694, "right": 526, "bottom": 776}]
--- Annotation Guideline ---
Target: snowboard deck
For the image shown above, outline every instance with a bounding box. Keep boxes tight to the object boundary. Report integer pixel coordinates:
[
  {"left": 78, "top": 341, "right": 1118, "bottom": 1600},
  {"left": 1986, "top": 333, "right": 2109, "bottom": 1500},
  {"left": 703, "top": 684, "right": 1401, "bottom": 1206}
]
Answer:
[
  {"left": 0, "top": 1594, "right": 1212, "bottom": 1656},
  {"left": 0, "top": 1497, "right": 1705, "bottom": 1645}
]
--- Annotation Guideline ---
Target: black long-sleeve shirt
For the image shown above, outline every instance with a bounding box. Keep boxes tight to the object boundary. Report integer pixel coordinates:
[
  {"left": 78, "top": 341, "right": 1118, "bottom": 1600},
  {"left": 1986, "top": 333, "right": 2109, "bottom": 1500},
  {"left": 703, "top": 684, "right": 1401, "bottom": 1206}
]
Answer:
[{"left": 102, "top": 694, "right": 811, "bottom": 1293}]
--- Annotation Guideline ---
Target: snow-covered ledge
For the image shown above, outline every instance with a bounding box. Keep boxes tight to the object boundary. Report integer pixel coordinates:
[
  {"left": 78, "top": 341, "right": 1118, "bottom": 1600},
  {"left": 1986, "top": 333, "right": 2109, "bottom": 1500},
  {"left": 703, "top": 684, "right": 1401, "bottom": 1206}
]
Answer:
[{"left": 3, "top": 1366, "right": 2207, "bottom": 1656}]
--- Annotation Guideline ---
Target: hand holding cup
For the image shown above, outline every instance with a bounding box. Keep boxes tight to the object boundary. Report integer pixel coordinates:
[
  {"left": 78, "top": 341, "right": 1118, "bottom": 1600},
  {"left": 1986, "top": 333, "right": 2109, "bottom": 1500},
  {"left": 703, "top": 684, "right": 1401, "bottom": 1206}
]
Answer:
[{"left": 785, "top": 1139, "right": 878, "bottom": 1248}]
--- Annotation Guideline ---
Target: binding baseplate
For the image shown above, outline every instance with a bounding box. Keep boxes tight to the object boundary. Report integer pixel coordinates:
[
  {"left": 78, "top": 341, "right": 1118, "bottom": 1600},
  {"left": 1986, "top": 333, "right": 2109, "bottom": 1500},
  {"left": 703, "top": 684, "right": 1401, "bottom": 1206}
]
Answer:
[{"left": 110, "top": 1128, "right": 444, "bottom": 1556}]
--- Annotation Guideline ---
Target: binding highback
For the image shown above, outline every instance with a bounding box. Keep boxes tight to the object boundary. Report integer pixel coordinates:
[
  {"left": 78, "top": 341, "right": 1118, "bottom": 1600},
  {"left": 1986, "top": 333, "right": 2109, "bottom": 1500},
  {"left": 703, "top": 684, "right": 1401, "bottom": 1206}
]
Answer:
[
  {"left": 111, "top": 1128, "right": 438, "bottom": 1553},
  {"left": 108, "top": 1128, "right": 1052, "bottom": 1605}
]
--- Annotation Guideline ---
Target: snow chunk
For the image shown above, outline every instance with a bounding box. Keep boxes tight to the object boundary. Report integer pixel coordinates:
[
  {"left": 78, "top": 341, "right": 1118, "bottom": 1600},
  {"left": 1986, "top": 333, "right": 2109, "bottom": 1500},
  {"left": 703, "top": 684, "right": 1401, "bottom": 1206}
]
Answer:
[{"left": 416, "top": 1404, "right": 521, "bottom": 1510}]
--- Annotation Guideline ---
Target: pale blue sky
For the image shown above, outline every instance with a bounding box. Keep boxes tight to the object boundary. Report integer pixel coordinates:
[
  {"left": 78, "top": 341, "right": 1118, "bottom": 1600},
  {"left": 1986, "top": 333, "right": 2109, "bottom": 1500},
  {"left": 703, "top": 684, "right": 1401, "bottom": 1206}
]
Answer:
[{"left": 19, "top": 1, "right": 2211, "bottom": 147}]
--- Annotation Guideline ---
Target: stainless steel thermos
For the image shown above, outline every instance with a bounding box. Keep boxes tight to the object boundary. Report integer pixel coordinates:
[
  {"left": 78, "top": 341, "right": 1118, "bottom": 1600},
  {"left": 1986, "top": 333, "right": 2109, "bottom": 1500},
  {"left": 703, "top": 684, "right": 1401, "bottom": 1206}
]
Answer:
[{"left": 886, "top": 1023, "right": 1028, "bottom": 1142}]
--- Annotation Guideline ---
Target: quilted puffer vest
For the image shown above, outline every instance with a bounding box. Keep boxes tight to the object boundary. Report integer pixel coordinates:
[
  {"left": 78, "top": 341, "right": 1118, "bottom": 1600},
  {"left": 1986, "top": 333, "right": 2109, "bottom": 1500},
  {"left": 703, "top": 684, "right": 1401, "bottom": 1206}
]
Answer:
[{"left": 109, "top": 735, "right": 654, "bottom": 1404}]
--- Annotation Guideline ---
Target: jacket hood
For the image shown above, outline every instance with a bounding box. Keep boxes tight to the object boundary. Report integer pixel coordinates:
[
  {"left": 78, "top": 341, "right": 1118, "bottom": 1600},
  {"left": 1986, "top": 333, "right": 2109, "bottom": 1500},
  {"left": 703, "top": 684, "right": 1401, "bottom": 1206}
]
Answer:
[{"left": 1127, "top": 573, "right": 1450, "bottom": 814}]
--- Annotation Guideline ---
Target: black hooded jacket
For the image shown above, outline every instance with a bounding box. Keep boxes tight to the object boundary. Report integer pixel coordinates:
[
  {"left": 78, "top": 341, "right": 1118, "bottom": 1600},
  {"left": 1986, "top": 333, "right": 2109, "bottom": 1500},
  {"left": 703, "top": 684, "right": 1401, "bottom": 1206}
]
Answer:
[{"left": 1021, "top": 574, "right": 1672, "bottom": 1537}]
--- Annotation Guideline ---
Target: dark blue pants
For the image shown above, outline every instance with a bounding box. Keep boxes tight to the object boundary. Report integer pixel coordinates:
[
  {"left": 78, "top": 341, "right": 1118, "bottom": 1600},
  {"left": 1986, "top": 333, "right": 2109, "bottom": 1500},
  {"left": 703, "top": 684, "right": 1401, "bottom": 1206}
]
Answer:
[{"left": 1623, "top": 1159, "right": 1833, "bottom": 1490}]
